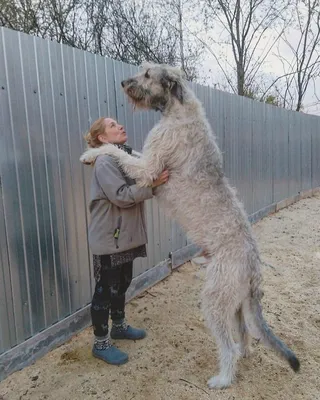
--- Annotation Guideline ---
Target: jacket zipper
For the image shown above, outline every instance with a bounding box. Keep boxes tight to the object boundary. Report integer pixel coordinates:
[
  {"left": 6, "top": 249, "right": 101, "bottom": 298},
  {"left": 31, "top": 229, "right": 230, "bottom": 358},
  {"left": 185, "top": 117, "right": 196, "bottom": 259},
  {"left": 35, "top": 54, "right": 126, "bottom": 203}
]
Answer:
[{"left": 113, "top": 215, "right": 122, "bottom": 249}]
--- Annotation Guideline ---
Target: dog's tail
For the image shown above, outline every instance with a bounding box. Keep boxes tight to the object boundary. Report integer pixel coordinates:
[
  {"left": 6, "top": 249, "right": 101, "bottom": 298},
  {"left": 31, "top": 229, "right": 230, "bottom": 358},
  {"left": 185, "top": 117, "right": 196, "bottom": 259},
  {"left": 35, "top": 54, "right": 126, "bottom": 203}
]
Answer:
[{"left": 243, "top": 273, "right": 300, "bottom": 373}]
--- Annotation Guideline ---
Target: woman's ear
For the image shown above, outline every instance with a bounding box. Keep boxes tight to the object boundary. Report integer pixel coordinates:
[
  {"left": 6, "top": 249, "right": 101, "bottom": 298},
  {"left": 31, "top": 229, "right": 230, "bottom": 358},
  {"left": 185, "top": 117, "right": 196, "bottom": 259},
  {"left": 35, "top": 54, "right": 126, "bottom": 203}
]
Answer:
[{"left": 98, "top": 134, "right": 108, "bottom": 144}]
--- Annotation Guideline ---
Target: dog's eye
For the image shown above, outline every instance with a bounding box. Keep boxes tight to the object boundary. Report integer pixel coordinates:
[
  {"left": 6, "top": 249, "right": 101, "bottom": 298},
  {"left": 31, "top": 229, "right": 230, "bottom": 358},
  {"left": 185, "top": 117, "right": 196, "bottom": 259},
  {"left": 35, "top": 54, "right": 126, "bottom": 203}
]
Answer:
[{"left": 145, "top": 70, "right": 150, "bottom": 78}]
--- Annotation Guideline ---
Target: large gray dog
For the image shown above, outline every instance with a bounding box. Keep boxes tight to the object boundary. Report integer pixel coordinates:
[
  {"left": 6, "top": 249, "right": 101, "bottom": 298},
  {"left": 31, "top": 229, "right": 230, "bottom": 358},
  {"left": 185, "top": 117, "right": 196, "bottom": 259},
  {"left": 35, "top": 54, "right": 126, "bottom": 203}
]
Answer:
[{"left": 80, "top": 63, "right": 300, "bottom": 388}]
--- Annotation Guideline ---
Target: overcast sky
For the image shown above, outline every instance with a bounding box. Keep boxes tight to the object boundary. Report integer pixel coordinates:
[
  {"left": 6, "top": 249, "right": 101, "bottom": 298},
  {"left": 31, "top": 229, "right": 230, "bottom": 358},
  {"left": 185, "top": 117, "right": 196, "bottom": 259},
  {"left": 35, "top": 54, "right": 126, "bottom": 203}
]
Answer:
[{"left": 188, "top": 5, "right": 320, "bottom": 116}]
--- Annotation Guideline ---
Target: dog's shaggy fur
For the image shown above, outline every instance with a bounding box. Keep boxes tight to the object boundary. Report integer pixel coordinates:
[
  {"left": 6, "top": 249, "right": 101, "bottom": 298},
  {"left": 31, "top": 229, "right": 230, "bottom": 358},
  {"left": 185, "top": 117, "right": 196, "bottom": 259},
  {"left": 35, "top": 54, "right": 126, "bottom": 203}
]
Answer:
[{"left": 80, "top": 63, "right": 300, "bottom": 388}]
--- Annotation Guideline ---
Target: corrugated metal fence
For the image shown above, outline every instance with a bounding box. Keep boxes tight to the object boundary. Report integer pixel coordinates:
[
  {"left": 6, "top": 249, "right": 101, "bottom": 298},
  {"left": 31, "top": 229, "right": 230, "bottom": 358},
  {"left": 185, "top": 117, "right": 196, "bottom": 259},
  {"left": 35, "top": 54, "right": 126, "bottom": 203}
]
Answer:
[{"left": 0, "top": 27, "right": 320, "bottom": 375}]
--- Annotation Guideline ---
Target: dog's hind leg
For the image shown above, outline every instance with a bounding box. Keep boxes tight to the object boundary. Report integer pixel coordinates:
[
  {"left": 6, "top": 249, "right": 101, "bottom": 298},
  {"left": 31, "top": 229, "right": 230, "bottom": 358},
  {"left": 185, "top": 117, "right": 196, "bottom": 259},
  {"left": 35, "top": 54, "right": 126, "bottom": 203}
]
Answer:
[
  {"left": 201, "top": 268, "right": 243, "bottom": 389},
  {"left": 207, "top": 313, "right": 241, "bottom": 389},
  {"left": 235, "top": 305, "right": 252, "bottom": 358}
]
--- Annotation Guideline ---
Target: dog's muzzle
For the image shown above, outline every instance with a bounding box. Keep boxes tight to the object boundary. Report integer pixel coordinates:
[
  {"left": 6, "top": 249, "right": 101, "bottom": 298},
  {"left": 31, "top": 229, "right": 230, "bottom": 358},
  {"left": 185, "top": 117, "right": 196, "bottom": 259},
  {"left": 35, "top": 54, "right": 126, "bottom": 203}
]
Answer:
[{"left": 121, "top": 78, "right": 135, "bottom": 88}]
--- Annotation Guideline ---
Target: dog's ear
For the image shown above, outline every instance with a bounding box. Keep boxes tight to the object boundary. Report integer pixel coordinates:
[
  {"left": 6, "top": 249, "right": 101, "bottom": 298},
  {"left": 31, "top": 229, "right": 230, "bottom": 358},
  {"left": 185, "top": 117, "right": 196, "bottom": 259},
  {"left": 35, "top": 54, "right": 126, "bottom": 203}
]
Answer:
[
  {"left": 160, "top": 69, "right": 184, "bottom": 103},
  {"left": 170, "top": 81, "right": 184, "bottom": 103}
]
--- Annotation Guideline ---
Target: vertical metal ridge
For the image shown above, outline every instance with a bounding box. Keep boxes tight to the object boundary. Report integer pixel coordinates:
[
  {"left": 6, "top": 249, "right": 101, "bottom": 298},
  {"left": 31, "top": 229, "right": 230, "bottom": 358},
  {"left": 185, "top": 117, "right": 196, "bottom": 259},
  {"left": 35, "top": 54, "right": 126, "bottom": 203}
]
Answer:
[
  {"left": 73, "top": 48, "right": 92, "bottom": 300},
  {"left": 0, "top": 28, "right": 17, "bottom": 351},
  {"left": 28, "top": 35, "right": 47, "bottom": 328},
  {"left": 41, "top": 39, "right": 60, "bottom": 321},
  {"left": 104, "top": 57, "right": 111, "bottom": 116},
  {"left": 3, "top": 29, "right": 32, "bottom": 340},
  {"left": 0, "top": 167, "right": 14, "bottom": 351},
  {"left": 112, "top": 60, "right": 119, "bottom": 120},
  {"left": 94, "top": 54, "right": 101, "bottom": 117},
  {"left": 61, "top": 43, "right": 81, "bottom": 310},
  {"left": 47, "top": 39, "right": 71, "bottom": 316},
  {"left": 36, "top": 39, "right": 60, "bottom": 323}
]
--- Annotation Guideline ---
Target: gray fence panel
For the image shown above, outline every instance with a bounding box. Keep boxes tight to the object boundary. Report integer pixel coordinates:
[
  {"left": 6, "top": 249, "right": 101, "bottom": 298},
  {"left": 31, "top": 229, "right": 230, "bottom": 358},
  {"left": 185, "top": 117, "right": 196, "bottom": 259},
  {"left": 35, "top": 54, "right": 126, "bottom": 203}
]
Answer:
[
  {"left": 223, "top": 92, "right": 235, "bottom": 184},
  {"left": 49, "top": 39, "right": 76, "bottom": 318},
  {"left": 263, "top": 103, "right": 274, "bottom": 209},
  {"left": 0, "top": 184, "right": 12, "bottom": 354},
  {"left": 118, "top": 62, "right": 137, "bottom": 149},
  {"left": 212, "top": 89, "right": 226, "bottom": 157},
  {"left": 32, "top": 36, "right": 59, "bottom": 329},
  {"left": 63, "top": 46, "right": 92, "bottom": 311},
  {"left": 300, "top": 114, "right": 312, "bottom": 192},
  {"left": 20, "top": 33, "right": 55, "bottom": 332},
  {"left": 252, "top": 101, "right": 273, "bottom": 211},
  {"left": 273, "top": 107, "right": 289, "bottom": 203},
  {"left": 233, "top": 97, "right": 254, "bottom": 214},
  {"left": 288, "top": 111, "right": 302, "bottom": 196},
  {"left": 312, "top": 117, "right": 320, "bottom": 188},
  {"left": 240, "top": 97, "right": 254, "bottom": 214},
  {"left": 113, "top": 60, "right": 134, "bottom": 131},
  {"left": 0, "top": 30, "right": 18, "bottom": 351},
  {"left": 73, "top": 48, "right": 94, "bottom": 297},
  {"left": 41, "top": 39, "right": 71, "bottom": 321},
  {"left": 1, "top": 27, "right": 320, "bottom": 366},
  {"left": 1, "top": 28, "right": 38, "bottom": 341}
]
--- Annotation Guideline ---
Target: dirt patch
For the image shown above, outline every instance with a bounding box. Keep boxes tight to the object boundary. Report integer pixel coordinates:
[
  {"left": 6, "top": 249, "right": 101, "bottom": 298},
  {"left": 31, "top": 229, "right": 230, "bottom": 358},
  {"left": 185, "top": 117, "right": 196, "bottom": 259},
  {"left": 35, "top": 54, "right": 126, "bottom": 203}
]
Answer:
[{"left": 0, "top": 194, "right": 319, "bottom": 400}]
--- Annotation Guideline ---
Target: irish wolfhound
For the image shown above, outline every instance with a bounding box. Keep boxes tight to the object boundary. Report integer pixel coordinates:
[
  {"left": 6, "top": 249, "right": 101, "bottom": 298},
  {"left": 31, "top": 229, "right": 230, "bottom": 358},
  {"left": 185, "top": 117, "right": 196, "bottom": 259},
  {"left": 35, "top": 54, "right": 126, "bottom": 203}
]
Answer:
[{"left": 80, "top": 63, "right": 300, "bottom": 388}]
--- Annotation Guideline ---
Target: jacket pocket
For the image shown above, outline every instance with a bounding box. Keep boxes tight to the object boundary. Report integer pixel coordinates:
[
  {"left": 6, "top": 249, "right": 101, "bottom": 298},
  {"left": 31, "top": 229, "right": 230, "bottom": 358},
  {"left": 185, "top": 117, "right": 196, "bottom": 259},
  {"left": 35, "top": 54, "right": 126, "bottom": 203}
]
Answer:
[{"left": 113, "top": 215, "right": 122, "bottom": 249}]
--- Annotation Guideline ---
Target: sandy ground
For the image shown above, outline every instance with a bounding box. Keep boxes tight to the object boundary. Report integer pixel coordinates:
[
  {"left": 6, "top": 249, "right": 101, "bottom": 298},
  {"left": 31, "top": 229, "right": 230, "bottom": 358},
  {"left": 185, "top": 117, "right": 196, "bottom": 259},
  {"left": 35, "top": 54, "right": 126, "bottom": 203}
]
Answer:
[{"left": 1, "top": 193, "right": 320, "bottom": 400}]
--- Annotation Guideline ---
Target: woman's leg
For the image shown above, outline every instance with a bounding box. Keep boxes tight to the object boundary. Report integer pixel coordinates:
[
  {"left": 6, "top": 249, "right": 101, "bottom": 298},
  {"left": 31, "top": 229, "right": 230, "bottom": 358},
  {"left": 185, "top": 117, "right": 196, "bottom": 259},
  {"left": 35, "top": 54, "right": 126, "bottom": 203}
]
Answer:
[
  {"left": 90, "top": 255, "right": 113, "bottom": 337},
  {"left": 110, "top": 261, "right": 146, "bottom": 340},
  {"left": 110, "top": 261, "right": 133, "bottom": 322},
  {"left": 91, "top": 255, "right": 128, "bottom": 365}
]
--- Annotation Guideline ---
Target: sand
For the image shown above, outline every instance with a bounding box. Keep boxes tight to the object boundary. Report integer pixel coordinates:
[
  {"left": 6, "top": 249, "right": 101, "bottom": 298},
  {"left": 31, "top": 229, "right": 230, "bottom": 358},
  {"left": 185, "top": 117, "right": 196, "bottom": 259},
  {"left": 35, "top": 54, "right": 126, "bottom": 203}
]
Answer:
[{"left": 1, "top": 193, "right": 319, "bottom": 400}]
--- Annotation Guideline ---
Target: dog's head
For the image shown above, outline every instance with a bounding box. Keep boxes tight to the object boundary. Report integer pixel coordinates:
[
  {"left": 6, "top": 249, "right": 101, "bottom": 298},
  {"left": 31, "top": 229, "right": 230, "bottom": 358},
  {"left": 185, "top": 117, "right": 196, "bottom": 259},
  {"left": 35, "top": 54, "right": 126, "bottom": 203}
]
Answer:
[{"left": 121, "top": 63, "right": 186, "bottom": 112}]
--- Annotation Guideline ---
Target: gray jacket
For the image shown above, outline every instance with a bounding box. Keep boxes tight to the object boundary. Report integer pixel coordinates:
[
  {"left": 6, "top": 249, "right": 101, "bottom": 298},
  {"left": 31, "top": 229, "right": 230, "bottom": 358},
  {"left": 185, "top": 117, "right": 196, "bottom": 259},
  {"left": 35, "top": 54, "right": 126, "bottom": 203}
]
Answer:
[{"left": 87, "top": 154, "right": 153, "bottom": 255}]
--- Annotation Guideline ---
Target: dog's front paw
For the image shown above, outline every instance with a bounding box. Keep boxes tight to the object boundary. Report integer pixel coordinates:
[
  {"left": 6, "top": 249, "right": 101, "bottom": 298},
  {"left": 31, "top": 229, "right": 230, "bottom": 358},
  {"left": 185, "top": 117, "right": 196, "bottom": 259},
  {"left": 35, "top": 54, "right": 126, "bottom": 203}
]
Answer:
[
  {"left": 135, "top": 177, "right": 153, "bottom": 188},
  {"left": 79, "top": 144, "right": 118, "bottom": 164},
  {"left": 79, "top": 148, "right": 101, "bottom": 164}
]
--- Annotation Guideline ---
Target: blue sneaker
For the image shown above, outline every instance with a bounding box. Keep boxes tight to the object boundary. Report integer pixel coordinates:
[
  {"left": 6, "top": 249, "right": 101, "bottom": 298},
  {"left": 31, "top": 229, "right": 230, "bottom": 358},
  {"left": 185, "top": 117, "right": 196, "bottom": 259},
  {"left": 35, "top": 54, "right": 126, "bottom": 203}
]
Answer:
[
  {"left": 92, "top": 336, "right": 128, "bottom": 365},
  {"left": 110, "top": 320, "right": 146, "bottom": 340}
]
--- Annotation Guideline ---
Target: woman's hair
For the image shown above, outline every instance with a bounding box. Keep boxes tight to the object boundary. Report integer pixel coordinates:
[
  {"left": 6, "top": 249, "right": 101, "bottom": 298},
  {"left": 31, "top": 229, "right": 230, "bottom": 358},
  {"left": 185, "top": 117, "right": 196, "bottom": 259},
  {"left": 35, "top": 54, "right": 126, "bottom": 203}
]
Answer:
[{"left": 84, "top": 117, "right": 107, "bottom": 148}]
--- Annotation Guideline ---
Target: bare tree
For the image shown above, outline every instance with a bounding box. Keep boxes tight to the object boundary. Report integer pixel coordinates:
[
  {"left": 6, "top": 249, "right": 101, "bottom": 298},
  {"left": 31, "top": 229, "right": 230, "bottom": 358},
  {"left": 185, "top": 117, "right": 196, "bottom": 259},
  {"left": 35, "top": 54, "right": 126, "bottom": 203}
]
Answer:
[
  {"left": 202, "top": 0, "right": 293, "bottom": 96},
  {"left": 0, "top": 0, "right": 96, "bottom": 47},
  {"left": 153, "top": 0, "right": 205, "bottom": 80},
  {"left": 257, "top": 0, "right": 320, "bottom": 111},
  {"left": 0, "top": 0, "right": 202, "bottom": 80},
  {"left": 278, "top": 0, "right": 320, "bottom": 111},
  {"left": 0, "top": 0, "right": 44, "bottom": 35},
  {"left": 102, "top": 0, "right": 179, "bottom": 65},
  {"left": 157, "top": 0, "right": 187, "bottom": 73}
]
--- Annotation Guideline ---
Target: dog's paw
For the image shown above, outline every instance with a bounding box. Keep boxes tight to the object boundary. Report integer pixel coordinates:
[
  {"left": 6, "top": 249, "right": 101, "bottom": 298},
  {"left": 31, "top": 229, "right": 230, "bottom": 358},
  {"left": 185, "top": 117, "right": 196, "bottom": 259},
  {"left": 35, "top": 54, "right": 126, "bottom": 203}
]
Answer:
[
  {"left": 136, "top": 179, "right": 153, "bottom": 188},
  {"left": 79, "top": 149, "right": 100, "bottom": 164},
  {"left": 240, "top": 345, "right": 252, "bottom": 358},
  {"left": 79, "top": 144, "right": 119, "bottom": 164},
  {"left": 207, "top": 375, "right": 233, "bottom": 389}
]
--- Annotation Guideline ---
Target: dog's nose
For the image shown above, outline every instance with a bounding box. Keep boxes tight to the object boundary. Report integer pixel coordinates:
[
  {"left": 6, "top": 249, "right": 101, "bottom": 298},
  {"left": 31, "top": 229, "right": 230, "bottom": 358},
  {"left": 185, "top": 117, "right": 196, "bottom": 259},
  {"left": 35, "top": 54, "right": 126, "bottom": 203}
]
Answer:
[{"left": 122, "top": 79, "right": 135, "bottom": 88}]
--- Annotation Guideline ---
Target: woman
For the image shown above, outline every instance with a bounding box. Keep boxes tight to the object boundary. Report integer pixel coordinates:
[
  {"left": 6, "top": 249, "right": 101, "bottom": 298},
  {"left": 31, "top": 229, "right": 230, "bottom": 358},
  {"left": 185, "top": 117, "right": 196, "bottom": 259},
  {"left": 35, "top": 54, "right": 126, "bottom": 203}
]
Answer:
[{"left": 81, "top": 117, "right": 169, "bottom": 366}]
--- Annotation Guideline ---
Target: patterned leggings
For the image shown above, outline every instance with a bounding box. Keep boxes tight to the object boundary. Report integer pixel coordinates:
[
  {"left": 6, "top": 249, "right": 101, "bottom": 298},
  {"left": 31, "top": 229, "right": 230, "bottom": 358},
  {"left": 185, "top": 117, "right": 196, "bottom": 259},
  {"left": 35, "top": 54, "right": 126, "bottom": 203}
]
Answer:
[{"left": 91, "top": 255, "right": 133, "bottom": 337}]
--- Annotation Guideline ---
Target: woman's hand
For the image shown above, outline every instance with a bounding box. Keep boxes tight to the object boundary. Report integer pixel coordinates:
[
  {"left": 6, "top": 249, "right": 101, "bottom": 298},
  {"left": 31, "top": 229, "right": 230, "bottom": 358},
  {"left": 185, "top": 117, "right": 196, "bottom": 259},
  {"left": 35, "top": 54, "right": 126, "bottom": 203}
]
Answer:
[{"left": 152, "top": 170, "right": 169, "bottom": 188}]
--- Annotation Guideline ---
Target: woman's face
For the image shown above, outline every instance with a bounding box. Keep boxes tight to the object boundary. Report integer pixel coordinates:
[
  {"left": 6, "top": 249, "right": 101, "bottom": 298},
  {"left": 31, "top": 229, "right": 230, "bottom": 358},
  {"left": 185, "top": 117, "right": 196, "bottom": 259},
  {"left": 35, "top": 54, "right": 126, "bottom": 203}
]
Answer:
[{"left": 98, "top": 118, "right": 127, "bottom": 145}]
